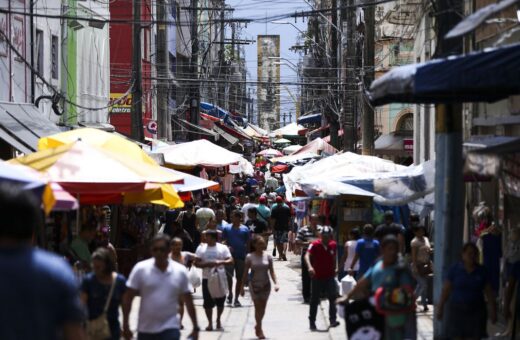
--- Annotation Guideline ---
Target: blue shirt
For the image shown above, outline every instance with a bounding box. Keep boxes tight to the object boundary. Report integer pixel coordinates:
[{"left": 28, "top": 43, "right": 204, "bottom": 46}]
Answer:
[
  {"left": 0, "top": 247, "right": 85, "bottom": 340},
  {"left": 356, "top": 238, "right": 380, "bottom": 276},
  {"left": 223, "top": 225, "right": 251, "bottom": 260},
  {"left": 446, "top": 261, "right": 489, "bottom": 305},
  {"left": 363, "top": 259, "right": 414, "bottom": 293}
]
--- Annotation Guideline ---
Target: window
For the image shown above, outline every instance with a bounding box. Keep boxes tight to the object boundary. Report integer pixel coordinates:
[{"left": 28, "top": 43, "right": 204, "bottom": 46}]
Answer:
[
  {"left": 51, "top": 35, "right": 58, "bottom": 79},
  {"left": 35, "top": 29, "right": 43, "bottom": 73}
]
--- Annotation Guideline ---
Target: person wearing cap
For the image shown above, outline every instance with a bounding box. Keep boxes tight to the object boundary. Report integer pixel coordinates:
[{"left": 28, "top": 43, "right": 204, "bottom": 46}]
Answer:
[
  {"left": 304, "top": 226, "right": 340, "bottom": 330},
  {"left": 411, "top": 224, "right": 432, "bottom": 312},
  {"left": 256, "top": 196, "right": 271, "bottom": 226},
  {"left": 375, "top": 210, "right": 406, "bottom": 254},
  {"left": 348, "top": 224, "right": 380, "bottom": 279},
  {"left": 296, "top": 214, "right": 322, "bottom": 303},
  {"left": 270, "top": 196, "right": 291, "bottom": 261}
]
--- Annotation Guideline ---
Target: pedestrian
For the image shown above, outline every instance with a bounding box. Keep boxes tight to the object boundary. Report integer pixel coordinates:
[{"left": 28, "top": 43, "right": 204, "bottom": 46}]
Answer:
[
  {"left": 240, "top": 235, "right": 280, "bottom": 339},
  {"left": 340, "top": 235, "right": 417, "bottom": 340},
  {"left": 164, "top": 212, "right": 194, "bottom": 252},
  {"left": 375, "top": 210, "right": 406, "bottom": 254},
  {"left": 196, "top": 199, "right": 216, "bottom": 232},
  {"left": 194, "top": 230, "right": 234, "bottom": 331},
  {"left": 245, "top": 208, "right": 269, "bottom": 236},
  {"left": 93, "top": 225, "right": 118, "bottom": 270},
  {"left": 215, "top": 208, "right": 229, "bottom": 231},
  {"left": 81, "top": 247, "right": 126, "bottom": 340},
  {"left": 0, "top": 183, "right": 85, "bottom": 339},
  {"left": 241, "top": 194, "right": 258, "bottom": 224},
  {"left": 201, "top": 217, "right": 223, "bottom": 243},
  {"left": 256, "top": 196, "right": 271, "bottom": 226},
  {"left": 222, "top": 210, "right": 251, "bottom": 307},
  {"left": 479, "top": 222, "right": 502, "bottom": 294},
  {"left": 179, "top": 202, "right": 200, "bottom": 250},
  {"left": 170, "top": 237, "right": 198, "bottom": 330},
  {"left": 295, "top": 213, "right": 322, "bottom": 303},
  {"left": 348, "top": 224, "right": 380, "bottom": 279},
  {"left": 436, "top": 242, "right": 497, "bottom": 339},
  {"left": 305, "top": 226, "right": 340, "bottom": 330},
  {"left": 270, "top": 196, "right": 291, "bottom": 261},
  {"left": 410, "top": 224, "right": 432, "bottom": 312},
  {"left": 338, "top": 227, "right": 360, "bottom": 279},
  {"left": 122, "top": 234, "right": 199, "bottom": 340},
  {"left": 70, "top": 221, "right": 97, "bottom": 271}
]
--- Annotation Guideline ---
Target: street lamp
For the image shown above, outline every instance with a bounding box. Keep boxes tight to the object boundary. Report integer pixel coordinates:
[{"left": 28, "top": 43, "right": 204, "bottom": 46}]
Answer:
[
  {"left": 272, "top": 61, "right": 298, "bottom": 73},
  {"left": 268, "top": 57, "right": 298, "bottom": 69}
]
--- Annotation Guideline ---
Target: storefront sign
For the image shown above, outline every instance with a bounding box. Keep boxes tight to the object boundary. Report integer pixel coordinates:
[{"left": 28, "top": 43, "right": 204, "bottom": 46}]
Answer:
[
  {"left": 404, "top": 138, "right": 413, "bottom": 153},
  {"left": 109, "top": 93, "right": 132, "bottom": 114}
]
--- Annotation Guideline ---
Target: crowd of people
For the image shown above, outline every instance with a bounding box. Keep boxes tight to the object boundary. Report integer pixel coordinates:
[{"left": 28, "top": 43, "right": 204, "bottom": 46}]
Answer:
[{"left": 1, "top": 169, "right": 520, "bottom": 340}]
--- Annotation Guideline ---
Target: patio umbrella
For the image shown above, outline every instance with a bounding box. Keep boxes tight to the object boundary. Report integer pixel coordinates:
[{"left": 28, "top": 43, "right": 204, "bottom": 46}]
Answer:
[
  {"left": 282, "top": 144, "right": 303, "bottom": 154},
  {"left": 258, "top": 148, "right": 283, "bottom": 157},
  {"left": 273, "top": 138, "right": 291, "bottom": 144}
]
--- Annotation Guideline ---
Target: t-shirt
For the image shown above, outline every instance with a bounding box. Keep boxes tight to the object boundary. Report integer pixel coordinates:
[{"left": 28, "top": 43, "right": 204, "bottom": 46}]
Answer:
[
  {"left": 195, "top": 243, "right": 232, "bottom": 279},
  {"left": 363, "top": 259, "right": 414, "bottom": 294},
  {"left": 126, "top": 258, "right": 190, "bottom": 333},
  {"left": 241, "top": 203, "right": 258, "bottom": 223},
  {"left": 256, "top": 204, "right": 271, "bottom": 225},
  {"left": 70, "top": 237, "right": 92, "bottom": 263},
  {"left": 196, "top": 207, "right": 215, "bottom": 231},
  {"left": 270, "top": 203, "right": 291, "bottom": 231},
  {"left": 374, "top": 223, "right": 405, "bottom": 241},
  {"left": 245, "top": 218, "right": 268, "bottom": 234},
  {"left": 265, "top": 177, "right": 278, "bottom": 190},
  {"left": 307, "top": 239, "right": 337, "bottom": 279},
  {"left": 446, "top": 261, "right": 489, "bottom": 305},
  {"left": 0, "top": 247, "right": 85, "bottom": 340},
  {"left": 296, "top": 225, "right": 322, "bottom": 251},
  {"left": 81, "top": 273, "right": 126, "bottom": 333},
  {"left": 222, "top": 174, "right": 234, "bottom": 194},
  {"left": 223, "top": 225, "right": 251, "bottom": 260},
  {"left": 344, "top": 240, "right": 359, "bottom": 271},
  {"left": 355, "top": 238, "right": 380, "bottom": 276},
  {"left": 411, "top": 236, "right": 431, "bottom": 264}
]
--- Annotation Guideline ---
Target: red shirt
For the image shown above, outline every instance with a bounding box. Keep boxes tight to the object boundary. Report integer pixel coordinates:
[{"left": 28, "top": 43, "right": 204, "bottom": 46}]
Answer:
[{"left": 308, "top": 239, "right": 337, "bottom": 279}]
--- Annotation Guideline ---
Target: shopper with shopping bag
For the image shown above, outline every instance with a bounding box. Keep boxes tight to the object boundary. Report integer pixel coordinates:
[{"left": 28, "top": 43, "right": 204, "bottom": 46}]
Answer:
[{"left": 195, "top": 230, "right": 233, "bottom": 331}]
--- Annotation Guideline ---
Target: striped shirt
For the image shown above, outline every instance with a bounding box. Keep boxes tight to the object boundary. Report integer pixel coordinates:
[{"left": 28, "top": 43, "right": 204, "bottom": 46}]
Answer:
[{"left": 297, "top": 225, "right": 322, "bottom": 250}]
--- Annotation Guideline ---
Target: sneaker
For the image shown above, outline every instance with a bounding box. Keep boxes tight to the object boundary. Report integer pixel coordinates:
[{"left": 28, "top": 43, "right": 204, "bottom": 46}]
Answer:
[
  {"left": 329, "top": 320, "right": 340, "bottom": 328},
  {"left": 227, "top": 295, "right": 233, "bottom": 305},
  {"left": 234, "top": 300, "right": 242, "bottom": 307},
  {"left": 309, "top": 321, "right": 317, "bottom": 331}
]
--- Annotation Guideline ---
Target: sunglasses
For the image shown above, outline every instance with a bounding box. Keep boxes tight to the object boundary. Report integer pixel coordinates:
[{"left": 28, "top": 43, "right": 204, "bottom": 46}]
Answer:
[{"left": 151, "top": 246, "right": 169, "bottom": 253}]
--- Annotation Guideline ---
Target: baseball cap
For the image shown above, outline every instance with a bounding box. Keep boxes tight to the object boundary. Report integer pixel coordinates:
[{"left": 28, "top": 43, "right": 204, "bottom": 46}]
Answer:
[
  {"left": 259, "top": 196, "right": 267, "bottom": 204},
  {"left": 276, "top": 196, "right": 283, "bottom": 203}
]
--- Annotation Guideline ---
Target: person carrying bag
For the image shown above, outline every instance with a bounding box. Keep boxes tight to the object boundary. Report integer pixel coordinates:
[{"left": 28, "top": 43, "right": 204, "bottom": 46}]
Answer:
[{"left": 87, "top": 273, "right": 116, "bottom": 340}]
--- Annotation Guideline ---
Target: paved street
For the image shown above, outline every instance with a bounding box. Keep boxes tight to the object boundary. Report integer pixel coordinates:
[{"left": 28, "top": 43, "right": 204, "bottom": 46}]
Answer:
[{"left": 126, "top": 250, "right": 435, "bottom": 339}]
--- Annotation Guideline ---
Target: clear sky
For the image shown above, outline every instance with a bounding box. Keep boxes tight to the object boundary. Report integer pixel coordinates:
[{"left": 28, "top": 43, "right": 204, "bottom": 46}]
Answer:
[{"left": 226, "top": 0, "right": 310, "bottom": 125}]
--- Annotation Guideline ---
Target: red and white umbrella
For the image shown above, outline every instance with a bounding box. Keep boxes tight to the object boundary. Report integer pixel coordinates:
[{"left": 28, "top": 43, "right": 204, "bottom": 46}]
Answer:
[{"left": 257, "top": 148, "right": 283, "bottom": 157}]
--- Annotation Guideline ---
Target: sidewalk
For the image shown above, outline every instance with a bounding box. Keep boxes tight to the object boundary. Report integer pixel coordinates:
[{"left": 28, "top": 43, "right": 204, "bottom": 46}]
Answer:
[{"left": 125, "top": 250, "right": 434, "bottom": 339}]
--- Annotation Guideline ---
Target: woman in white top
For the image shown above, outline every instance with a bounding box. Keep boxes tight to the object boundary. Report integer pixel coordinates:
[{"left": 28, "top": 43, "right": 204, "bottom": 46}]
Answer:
[{"left": 339, "top": 228, "right": 361, "bottom": 278}]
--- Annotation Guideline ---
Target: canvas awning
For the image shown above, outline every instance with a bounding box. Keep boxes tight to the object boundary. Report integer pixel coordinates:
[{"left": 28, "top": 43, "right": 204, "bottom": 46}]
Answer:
[
  {"left": 375, "top": 132, "right": 412, "bottom": 156},
  {"left": 368, "top": 43, "right": 520, "bottom": 106},
  {"left": 297, "top": 113, "right": 322, "bottom": 125},
  {"left": 0, "top": 101, "right": 61, "bottom": 153}
]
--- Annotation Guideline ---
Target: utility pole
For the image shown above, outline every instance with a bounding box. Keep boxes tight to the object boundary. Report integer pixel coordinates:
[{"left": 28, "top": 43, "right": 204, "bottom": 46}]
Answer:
[
  {"left": 342, "top": 0, "right": 356, "bottom": 152},
  {"left": 327, "top": 0, "right": 340, "bottom": 149},
  {"left": 433, "top": 0, "right": 464, "bottom": 338},
  {"left": 189, "top": 0, "right": 199, "bottom": 141},
  {"left": 156, "top": 0, "right": 170, "bottom": 140},
  {"left": 131, "top": 0, "right": 144, "bottom": 141},
  {"left": 362, "top": 5, "right": 375, "bottom": 155},
  {"left": 218, "top": 3, "right": 225, "bottom": 108}
]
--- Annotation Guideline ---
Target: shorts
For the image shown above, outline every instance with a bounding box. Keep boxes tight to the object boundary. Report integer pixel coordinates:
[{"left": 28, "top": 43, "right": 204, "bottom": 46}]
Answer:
[
  {"left": 202, "top": 279, "right": 226, "bottom": 309},
  {"left": 138, "top": 328, "right": 180, "bottom": 340},
  {"left": 273, "top": 230, "right": 288, "bottom": 244},
  {"left": 226, "top": 258, "right": 245, "bottom": 280}
]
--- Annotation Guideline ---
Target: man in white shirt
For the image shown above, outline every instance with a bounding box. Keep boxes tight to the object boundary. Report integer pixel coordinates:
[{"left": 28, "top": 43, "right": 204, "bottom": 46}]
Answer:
[
  {"left": 241, "top": 194, "right": 258, "bottom": 224},
  {"left": 195, "top": 230, "right": 233, "bottom": 331},
  {"left": 196, "top": 199, "right": 216, "bottom": 232},
  {"left": 122, "top": 234, "right": 199, "bottom": 340}
]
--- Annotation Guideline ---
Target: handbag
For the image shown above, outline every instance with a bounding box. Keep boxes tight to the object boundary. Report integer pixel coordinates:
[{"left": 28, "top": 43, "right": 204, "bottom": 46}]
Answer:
[
  {"left": 86, "top": 273, "right": 116, "bottom": 340},
  {"left": 374, "top": 266, "right": 415, "bottom": 316},
  {"left": 416, "top": 262, "right": 433, "bottom": 276},
  {"left": 188, "top": 266, "right": 202, "bottom": 289},
  {"left": 208, "top": 267, "right": 228, "bottom": 299}
]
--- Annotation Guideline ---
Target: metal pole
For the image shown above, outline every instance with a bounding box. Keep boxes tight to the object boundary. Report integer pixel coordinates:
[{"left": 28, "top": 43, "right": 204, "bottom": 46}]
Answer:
[
  {"left": 327, "top": 0, "right": 340, "bottom": 150},
  {"left": 362, "top": 5, "right": 375, "bottom": 155},
  {"left": 131, "top": 0, "right": 144, "bottom": 141},
  {"left": 156, "top": 0, "right": 170, "bottom": 140},
  {"left": 189, "top": 0, "right": 199, "bottom": 141},
  {"left": 342, "top": 0, "right": 356, "bottom": 152},
  {"left": 433, "top": 0, "right": 464, "bottom": 337}
]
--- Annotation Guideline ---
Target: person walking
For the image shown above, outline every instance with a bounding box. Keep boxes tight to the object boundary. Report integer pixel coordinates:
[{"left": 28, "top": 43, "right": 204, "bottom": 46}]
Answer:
[
  {"left": 240, "top": 236, "right": 280, "bottom": 339},
  {"left": 348, "top": 224, "right": 380, "bottom": 279},
  {"left": 295, "top": 213, "right": 322, "bottom": 303},
  {"left": 215, "top": 209, "right": 229, "bottom": 231},
  {"left": 241, "top": 194, "right": 258, "bottom": 224},
  {"left": 196, "top": 199, "right": 216, "bottom": 232},
  {"left": 410, "top": 225, "right": 432, "bottom": 312},
  {"left": 270, "top": 196, "right": 291, "bottom": 261},
  {"left": 245, "top": 208, "right": 269, "bottom": 237},
  {"left": 81, "top": 248, "right": 127, "bottom": 340},
  {"left": 194, "top": 230, "right": 233, "bottom": 331},
  {"left": 222, "top": 210, "right": 251, "bottom": 307},
  {"left": 338, "top": 227, "right": 360, "bottom": 279},
  {"left": 339, "top": 235, "right": 416, "bottom": 340},
  {"left": 179, "top": 202, "right": 200, "bottom": 250},
  {"left": 256, "top": 196, "right": 271, "bottom": 226},
  {"left": 122, "top": 234, "right": 199, "bottom": 340},
  {"left": 437, "top": 242, "right": 497, "bottom": 339},
  {"left": 375, "top": 210, "right": 406, "bottom": 254},
  {"left": 70, "top": 222, "right": 97, "bottom": 271},
  {"left": 305, "top": 226, "right": 340, "bottom": 330},
  {"left": 0, "top": 183, "right": 85, "bottom": 340}
]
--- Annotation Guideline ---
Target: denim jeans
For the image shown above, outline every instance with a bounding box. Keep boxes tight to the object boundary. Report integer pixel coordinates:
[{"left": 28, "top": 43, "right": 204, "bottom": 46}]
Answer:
[
  {"left": 138, "top": 328, "right": 181, "bottom": 340},
  {"left": 414, "top": 274, "right": 428, "bottom": 307},
  {"left": 309, "top": 277, "right": 337, "bottom": 323},
  {"left": 301, "top": 251, "right": 311, "bottom": 301}
]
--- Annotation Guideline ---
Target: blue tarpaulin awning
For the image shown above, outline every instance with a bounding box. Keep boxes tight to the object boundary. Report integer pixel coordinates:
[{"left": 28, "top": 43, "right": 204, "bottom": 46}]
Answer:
[
  {"left": 368, "top": 43, "right": 520, "bottom": 106},
  {"left": 297, "top": 113, "right": 322, "bottom": 125}
]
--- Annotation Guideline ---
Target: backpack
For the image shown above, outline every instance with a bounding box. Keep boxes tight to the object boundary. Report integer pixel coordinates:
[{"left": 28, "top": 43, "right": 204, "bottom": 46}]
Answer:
[{"left": 373, "top": 261, "right": 415, "bottom": 316}]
